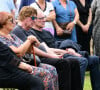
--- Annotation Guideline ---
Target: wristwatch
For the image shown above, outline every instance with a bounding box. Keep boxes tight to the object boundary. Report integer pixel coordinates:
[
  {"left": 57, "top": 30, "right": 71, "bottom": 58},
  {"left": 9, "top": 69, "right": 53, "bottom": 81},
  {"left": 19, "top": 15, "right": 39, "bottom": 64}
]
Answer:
[{"left": 73, "top": 20, "right": 76, "bottom": 24}]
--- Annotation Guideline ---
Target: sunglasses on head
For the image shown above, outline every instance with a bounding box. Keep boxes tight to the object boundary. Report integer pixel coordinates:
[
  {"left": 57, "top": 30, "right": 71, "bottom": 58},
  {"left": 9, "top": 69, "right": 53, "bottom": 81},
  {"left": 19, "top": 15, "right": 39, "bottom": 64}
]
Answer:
[{"left": 31, "top": 16, "right": 37, "bottom": 20}]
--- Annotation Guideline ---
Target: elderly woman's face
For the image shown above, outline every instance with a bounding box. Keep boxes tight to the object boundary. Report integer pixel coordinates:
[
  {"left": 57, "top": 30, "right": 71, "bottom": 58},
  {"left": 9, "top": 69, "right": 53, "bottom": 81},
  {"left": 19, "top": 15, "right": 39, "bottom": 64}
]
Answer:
[
  {"left": 0, "top": 12, "right": 14, "bottom": 31},
  {"left": 5, "top": 18, "right": 15, "bottom": 32}
]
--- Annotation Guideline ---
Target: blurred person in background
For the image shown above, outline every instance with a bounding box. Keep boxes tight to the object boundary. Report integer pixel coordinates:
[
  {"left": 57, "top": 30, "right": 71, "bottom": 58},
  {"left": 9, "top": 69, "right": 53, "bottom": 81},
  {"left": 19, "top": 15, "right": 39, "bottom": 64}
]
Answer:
[
  {"left": 52, "top": 0, "right": 79, "bottom": 42},
  {"left": 73, "top": 0, "right": 92, "bottom": 54},
  {"left": 91, "top": 0, "right": 100, "bottom": 56},
  {"left": 19, "top": 0, "right": 35, "bottom": 11},
  {"left": 0, "top": 0, "right": 15, "bottom": 17},
  {"left": 14, "top": 0, "right": 21, "bottom": 18}
]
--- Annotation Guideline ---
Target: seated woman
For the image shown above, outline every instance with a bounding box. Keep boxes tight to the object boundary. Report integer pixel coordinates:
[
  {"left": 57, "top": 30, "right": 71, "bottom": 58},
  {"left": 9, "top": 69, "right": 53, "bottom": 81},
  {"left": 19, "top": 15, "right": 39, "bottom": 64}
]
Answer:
[
  {"left": 0, "top": 41, "right": 44, "bottom": 90},
  {"left": 0, "top": 11, "right": 59, "bottom": 90}
]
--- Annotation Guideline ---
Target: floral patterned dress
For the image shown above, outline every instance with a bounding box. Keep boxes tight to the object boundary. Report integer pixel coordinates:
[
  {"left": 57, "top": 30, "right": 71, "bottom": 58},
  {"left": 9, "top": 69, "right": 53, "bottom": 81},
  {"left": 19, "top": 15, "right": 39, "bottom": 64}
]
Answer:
[{"left": 0, "top": 34, "right": 59, "bottom": 90}]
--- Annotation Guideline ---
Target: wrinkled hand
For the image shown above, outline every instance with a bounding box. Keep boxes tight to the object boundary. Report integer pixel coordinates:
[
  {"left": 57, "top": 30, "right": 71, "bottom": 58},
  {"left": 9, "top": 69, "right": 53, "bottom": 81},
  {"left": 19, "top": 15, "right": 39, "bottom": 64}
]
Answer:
[
  {"left": 27, "top": 35, "right": 40, "bottom": 47},
  {"left": 18, "top": 62, "right": 33, "bottom": 73},
  {"left": 50, "top": 54, "right": 63, "bottom": 59},
  {"left": 66, "top": 48, "right": 82, "bottom": 57},
  {"left": 66, "top": 22, "right": 75, "bottom": 31}
]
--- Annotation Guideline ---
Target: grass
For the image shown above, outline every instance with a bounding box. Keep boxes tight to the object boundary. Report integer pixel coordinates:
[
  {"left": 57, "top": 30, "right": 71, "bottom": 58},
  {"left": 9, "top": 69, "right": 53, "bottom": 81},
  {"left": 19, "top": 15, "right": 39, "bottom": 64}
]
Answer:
[{"left": 84, "top": 71, "right": 92, "bottom": 90}]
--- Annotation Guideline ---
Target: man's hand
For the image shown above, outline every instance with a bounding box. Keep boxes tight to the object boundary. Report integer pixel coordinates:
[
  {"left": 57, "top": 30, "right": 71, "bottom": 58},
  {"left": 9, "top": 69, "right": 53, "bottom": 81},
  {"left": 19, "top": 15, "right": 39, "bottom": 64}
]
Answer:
[{"left": 66, "top": 48, "right": 82, "bottom": 57}]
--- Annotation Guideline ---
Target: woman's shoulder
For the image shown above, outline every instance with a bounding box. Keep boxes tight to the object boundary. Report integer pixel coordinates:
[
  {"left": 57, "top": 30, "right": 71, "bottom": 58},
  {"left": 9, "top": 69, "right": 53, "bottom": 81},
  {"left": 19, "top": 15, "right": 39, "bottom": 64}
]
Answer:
[
  {"left": 30, "top": 2, "right": 37, "bottom": 7},
  {"left": 68, "top": 0, "right": 77, "bottom": 7},
  {"left": 46, "top": 1, "right": 54, "bottom": 8},
  {"left": 69, "top": 0, "right": 76, "bottom": 4}
]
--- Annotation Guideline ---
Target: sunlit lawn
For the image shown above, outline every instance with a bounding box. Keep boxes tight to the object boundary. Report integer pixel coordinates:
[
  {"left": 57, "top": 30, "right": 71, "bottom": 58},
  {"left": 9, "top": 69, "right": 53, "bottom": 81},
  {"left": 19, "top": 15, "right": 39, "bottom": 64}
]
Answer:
[{"left": 84, "top": 71, "right": 92, "bottom": 90}]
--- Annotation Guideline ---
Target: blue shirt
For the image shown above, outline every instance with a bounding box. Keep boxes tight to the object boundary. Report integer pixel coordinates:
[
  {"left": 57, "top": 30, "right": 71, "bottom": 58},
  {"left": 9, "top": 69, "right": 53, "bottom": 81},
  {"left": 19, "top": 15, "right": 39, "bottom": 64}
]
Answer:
[
  {"left": 52, "top": 0, "right": 77, "bottom": 42},
  {"left": 0, "top": 0, "right": 15, "bottom": 13},
  {"left": 52, "top": 0, "right": 77, "bottom": 23},
  {"left": 19, "top": 0, "right": 35, "bottom": 11}
]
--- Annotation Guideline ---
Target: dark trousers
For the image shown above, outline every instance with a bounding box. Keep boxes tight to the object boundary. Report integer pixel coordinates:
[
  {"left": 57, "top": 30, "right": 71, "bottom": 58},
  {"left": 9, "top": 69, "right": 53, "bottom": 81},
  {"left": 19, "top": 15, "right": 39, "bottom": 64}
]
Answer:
[
  {"left": 41, "top": 58, "right": 82, "bottom": 90},
  {"left": 0, "top": 67, "right": 44, "bottom": 90}
]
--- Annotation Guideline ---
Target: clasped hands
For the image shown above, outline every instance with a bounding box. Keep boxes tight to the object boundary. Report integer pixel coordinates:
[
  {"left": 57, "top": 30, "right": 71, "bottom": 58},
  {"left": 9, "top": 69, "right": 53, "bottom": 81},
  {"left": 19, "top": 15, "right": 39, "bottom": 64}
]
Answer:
[
  {"left": 66, "top": 48, "right": 82, "bottom": 57},
  {"left": 27, "top": 35, "right": 40, "bottom": 47}
]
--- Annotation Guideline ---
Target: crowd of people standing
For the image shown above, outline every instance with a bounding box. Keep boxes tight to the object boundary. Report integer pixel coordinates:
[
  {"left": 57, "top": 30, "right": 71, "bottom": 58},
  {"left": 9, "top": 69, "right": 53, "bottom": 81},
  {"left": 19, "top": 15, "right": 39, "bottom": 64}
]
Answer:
[{"left": 0, "top": 0, "right": 100, "bottom": 90}]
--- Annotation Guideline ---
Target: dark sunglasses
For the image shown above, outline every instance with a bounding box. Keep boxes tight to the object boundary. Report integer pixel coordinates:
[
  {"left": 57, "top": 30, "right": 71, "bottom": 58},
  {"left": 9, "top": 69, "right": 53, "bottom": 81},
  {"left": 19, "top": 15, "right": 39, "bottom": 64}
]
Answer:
[
  {"left": 31, "top": 16, "right": 37, "bottom": 20},
  {"left": 8, "top": 18, "right": 14, "bottom": 23}
]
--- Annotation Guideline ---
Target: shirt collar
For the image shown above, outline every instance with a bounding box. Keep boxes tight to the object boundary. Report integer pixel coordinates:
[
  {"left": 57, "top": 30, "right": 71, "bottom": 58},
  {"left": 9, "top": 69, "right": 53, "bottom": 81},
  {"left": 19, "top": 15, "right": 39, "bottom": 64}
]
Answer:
[{"left": 57, "top": 0, "right": 68, "bottom": 4}]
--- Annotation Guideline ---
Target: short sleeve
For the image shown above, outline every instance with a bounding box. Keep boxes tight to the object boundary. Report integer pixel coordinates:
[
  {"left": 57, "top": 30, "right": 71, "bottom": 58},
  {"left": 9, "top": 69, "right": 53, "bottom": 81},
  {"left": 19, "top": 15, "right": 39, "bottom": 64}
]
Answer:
[
  {"left": 52, "top": 0, "right": 56, "bottom": 9},
  {"left": 48, "top": 2, "right": 54, "bottom": 11},
  {"left": 0, "top": 37, "right": 13, "bottom": 47},
  {"left": 30, "top": 3, "right": 38, "bottom": 10},
  {"left": 70, "top": 1, "right": 77, "bottom": 9}
]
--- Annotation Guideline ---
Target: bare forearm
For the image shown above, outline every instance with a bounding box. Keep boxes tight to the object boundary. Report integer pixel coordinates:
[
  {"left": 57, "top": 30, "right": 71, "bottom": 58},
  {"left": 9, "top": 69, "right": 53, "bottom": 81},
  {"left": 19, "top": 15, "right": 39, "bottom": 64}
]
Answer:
[
  {"left": 34, "top": 47, "right": 54, "bottom": 58},
  {"left": 87, "top": 8, "right": 92, "bottom": 26},
  {"left": 50, "top": 48, "right": 67, "bottom": 54},
  {"left": 73, "top": 8, "right": 79, "bottom": 24},
  {"left": 77, "top": 20, "right": 83, "bottom": 27},
  {"left": 10, "top": 39, "right": 32, "bottom": 56},
  {"left": 53, "top": 19, "right": 63, "bottom": 31},
  {"left": 52, "top": 20, "right": 60, "bottom": 30}
]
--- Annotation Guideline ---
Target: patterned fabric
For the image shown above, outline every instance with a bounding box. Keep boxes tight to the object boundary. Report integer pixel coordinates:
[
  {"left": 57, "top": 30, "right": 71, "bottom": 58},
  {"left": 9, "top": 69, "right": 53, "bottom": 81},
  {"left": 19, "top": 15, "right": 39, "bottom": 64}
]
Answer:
[
  {"left": 33, "top": 63, "right": 59, "bottom": 90},
  {"left": 0, "top": 34, "right": 23, "bottom": 47},
  {"left": 0, "top": 34, "right": 59, "bottom": 90},
  {"left": 91, "top": 0, "right": 100, "bottom": 56}
]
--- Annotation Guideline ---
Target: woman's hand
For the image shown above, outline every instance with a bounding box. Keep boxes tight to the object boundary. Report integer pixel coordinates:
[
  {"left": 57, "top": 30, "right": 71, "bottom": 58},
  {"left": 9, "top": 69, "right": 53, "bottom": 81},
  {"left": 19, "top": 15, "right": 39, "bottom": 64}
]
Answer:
[
  {"left": 18, "top": 62, "right": 33, "bottom": 73},
  {"left": 56, "top": 27, "right": 64, "bottom": 36},
  {"left": 27, "top": 35, "right": 40, "bottom": 47},
  {"left": 66, "top": 22, "right": 75, "bottom": 31},
  {"left": 81, "top": 24, "right": 90, "bottom": 33}
]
